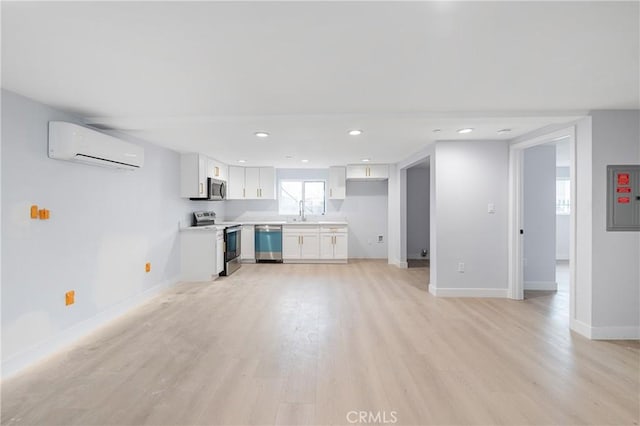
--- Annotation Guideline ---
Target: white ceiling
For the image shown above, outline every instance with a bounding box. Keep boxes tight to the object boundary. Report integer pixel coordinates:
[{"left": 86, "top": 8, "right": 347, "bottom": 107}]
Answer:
[{"left": 2, "top": 2, "right": 638, "bottom": 167}]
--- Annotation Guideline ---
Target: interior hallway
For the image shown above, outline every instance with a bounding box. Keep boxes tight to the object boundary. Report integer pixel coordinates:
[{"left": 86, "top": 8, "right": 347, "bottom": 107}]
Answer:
[{"left": 2, "top": 260, "right": 638, "bottom": 425}]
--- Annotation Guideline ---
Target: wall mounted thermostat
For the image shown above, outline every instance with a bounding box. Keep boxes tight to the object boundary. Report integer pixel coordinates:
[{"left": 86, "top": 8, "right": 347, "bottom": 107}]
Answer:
[{"left": 607, "top": 165, "right": 640, "bottom": 231}]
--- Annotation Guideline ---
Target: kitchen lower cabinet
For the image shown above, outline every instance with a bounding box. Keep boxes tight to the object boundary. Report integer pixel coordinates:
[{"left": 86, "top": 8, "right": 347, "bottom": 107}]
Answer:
[
  {"left": 320, "top": 226, "right": 348, "bottom": 262},
  {"left": 299, "top": 234, "right": 320, "bottom": 259},
  {"left": 283, "top": 234, "right": 302, "bottom": 260},
  {"left": 216, "top": 230, "right": 224, "bottom": 274},
  {"left": 181, "top": 228, "right": 222, "bottom": 281},
  {"left": 283, "top": 224, "right": 347, "bottom": 263},
  {"left": 283, "top": 226, "right": 320, "bottom": 260},
  {"left": 241, "top": 225, "right": 255, "bottom": 261}
]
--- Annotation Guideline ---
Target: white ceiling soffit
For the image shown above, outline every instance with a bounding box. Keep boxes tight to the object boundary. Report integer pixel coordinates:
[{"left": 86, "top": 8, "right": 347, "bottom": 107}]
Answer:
[{"left": 2, "top": 1, "right": 638, "bottom": 166}]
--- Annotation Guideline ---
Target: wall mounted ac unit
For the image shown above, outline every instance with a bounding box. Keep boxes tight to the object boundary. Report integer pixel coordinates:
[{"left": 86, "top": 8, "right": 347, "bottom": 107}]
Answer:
[{"left": 48, "top": 121, "right": 144, "bottom": 170}]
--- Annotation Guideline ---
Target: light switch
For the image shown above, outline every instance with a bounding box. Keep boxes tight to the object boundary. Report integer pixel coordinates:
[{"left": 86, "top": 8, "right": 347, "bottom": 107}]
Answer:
[{"left": 488, "top": 203, "right": 496, "bottom": 214}]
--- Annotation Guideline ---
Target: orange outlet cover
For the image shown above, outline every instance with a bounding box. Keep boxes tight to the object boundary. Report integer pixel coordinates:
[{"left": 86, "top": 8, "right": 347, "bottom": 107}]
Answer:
[
  {"left": 38, "top": 209, "right": 46, "bottom": 220},
  {"left": 65, "top": 291, "right": 75, "bottom": 306},
  {"left": 44, "top": 209, "right": 51, "bottom": 220},
  {"left": 30, "top": 205, "right": 39, "bottom": 219},
  {"left": 145, "top": 262, "right": 151, "bottom": 272}
]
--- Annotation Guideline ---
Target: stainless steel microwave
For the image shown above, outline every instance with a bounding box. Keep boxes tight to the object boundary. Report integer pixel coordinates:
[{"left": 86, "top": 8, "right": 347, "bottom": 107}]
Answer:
[
  {"left": 192, "top": 178, "right": 225, "bottom": 201},
  {"left": 208, "top": 178, "right": 226, "bottom": 200}
]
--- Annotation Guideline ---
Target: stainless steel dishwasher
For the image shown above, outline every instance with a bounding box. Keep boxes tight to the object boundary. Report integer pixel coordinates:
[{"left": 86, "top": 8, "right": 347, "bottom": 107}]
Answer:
[{"left": 254, "top": 225, "right": 283, "bottom": 262}]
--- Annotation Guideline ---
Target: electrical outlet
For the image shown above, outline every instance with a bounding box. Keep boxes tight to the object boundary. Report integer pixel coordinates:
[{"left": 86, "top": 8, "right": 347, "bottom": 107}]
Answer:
[
  {"left": 145, "top": 262, "right": 151, "bottom": 273},
  {"left": 487, "top": 203, "right": 495, "bottom": 214},
  {"left": 377, "top": 235, "right": 384, "bottom": 243},
  {"left": 457, "top": 262, "right": 465, "bottom": 273},
  {"left": 65, "top": 291, "right": 75, "bottom": 306}
]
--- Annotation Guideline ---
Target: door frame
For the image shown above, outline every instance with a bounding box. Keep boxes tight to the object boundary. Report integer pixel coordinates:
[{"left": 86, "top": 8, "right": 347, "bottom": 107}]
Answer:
[{"left": 507, "top": 127, "right": 577, "bottom": 319}]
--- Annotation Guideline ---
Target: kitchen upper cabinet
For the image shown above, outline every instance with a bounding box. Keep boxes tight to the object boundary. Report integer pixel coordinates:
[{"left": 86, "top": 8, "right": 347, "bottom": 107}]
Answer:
[
  {"left": 258, "top": 167, "right": 276, "bottom": 199},
  {"left": 207, "top": 158, "right": 228, "bottom": 182},
  {"left": 328, "top": 166, "right": 346, "bottom": 199},
  {"left": 346, "top": 164, "right": 389, "bottom": 181},
  {"left": 228, "top": 166, "right": 276, "bottom": 200},
  {"left": 244, "top": 167, "right": 260, "bottom": 198},
  {"left": 180, "top": 153, "right": 207, "bottom": 198},
  {"left": 228, "top": 166, "right": 246, "bottom": 199}
]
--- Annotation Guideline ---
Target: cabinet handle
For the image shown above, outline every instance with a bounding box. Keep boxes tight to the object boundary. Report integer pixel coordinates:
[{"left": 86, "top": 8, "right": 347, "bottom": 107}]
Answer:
[
  {"left": 243, "top": 188, "right": 245, "bottom": 198},
  {"left": 215, "top": 166, "right": 219, "bottom": 177},
  {"left": 260, "top": 188, "right": 262, "bottom": 197},
  {"left": 330, "top": 188, "right": 333, "bottom": 197},
  {"left": 200, "top": 182, "right": 204, "bottom": 194},
  {"left": 301, "top": 236, "right": 304, "bottom": 245}
]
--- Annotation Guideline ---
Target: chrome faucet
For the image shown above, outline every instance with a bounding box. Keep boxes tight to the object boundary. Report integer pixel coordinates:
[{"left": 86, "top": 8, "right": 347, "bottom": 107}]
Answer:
[{"left": 299, "top": 200, "right": 306, "bottom": 222}]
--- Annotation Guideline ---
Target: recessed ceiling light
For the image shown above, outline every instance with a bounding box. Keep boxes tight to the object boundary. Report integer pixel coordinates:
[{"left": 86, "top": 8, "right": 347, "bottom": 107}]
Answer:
[
  {"left": 361, "top": 158, "right": 371, "bottom": 163},
  {"left": 301, "top": 159, "right": 309, "bottom": 163},
  {"left": 432, "top": 129, "right": 442, "bottom": 133},
  {"left": 497, "top": 128, "right": 512, "bottom": 134},
  {"left": 255, "top": 131, "right": 269, "bottom": 138},
  {"left": 457, "top": 128, "right": 474, "bottom": 134},
  {"left": 238, "top": 159, "right": 246, "bottom": 163},
  {"left": 348, "top": 129, "right": 363, "bottom": 136}
]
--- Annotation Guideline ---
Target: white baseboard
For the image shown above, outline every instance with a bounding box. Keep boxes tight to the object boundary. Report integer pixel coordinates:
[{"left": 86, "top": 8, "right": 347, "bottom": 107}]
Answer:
[
  {"left": 524, "top": 281, "right": 558, "bottom": 291},
  {"left": 570, "top": 319, "right": 640, "bottom": 340},
  {"left": 570, "top": 319, "right": 592, "bottom": 339},
  {"left": 591, "top": 325, "right": 640, "bottom": 340},
  {"left": 2, "top": 277, "right": 178, "bottom": 380},
  {"left": 388, "top": 258, "right": 408, "bottom": 269},
  {"left": 428, "top": 286, "right": 508, "bottom": 298}
]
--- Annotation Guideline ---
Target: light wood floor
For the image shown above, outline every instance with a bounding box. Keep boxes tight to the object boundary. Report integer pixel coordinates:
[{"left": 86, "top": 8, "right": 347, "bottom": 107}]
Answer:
[{"left": 2, "top": 260, "right": 639, "bottom": 425}]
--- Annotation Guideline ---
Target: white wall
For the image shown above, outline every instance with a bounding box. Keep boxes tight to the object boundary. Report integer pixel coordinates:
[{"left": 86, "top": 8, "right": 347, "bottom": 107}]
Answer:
[
  {"left": 406, "top": 165, "right": 429, "bottom": 259},
  {"left": 523, "top": 145, "right": 556, "bottom": 289},
  {"left": 590, "top": 110, "right": 640, "bottom": 335},
  {"left": 556, "top": 165, "right": 570, "bottom": 260},
  {"left": 432, "top": 140, "right": 509, "bottom": 296},
  {"left": 224, "top": 168, "right": 389, "bottom": 259},
  {"left": 1, "top": 90, "right": 196, "bottom": 377},
  {"left": 556, "top": 215, "right": 570, "bottom": 260}
]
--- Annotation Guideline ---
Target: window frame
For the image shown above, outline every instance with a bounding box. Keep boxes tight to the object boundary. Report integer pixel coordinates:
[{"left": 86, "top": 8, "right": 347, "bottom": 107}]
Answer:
[{"left": 278, "top": 179, "right": 327, "bottom": 216}]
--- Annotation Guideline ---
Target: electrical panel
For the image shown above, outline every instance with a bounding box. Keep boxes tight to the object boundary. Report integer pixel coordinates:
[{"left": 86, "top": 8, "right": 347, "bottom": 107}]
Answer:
[{"left": 607, "top": 165, "right": 640, "bottom": 231}]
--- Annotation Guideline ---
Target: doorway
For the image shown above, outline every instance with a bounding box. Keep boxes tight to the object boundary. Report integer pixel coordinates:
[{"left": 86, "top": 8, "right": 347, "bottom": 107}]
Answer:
[
  {"left": 405, "top": 158, "right": 430, "bottom": 285},
  {"left": 508, "top": 127, "right": 577, "bottom": 324}
]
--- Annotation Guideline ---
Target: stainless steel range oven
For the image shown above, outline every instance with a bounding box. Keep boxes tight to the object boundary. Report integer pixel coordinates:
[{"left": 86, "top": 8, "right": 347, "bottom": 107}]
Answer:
[{"left": 221, "top": 225, "right": 241, "bottom": 276}]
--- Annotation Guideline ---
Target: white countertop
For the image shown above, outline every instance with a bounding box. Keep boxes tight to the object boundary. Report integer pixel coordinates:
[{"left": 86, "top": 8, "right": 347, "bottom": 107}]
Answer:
[
  {"left": 181, "top": 220, "right": 348, "bottom": 231},
  {"left": 180, "top": 225, "right": 226, "bottom": 231},
  {"left": 233, "top": 221, "right": 348, "bottom": 226}
]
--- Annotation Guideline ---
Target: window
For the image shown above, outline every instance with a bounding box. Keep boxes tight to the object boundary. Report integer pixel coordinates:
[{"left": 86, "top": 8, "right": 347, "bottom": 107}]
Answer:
[
  {"left": 279, "top": 180, "right": 326, "bottom": 216},
  {"left": 556, "top": 178, "right": 570, "bottom": 215}
]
